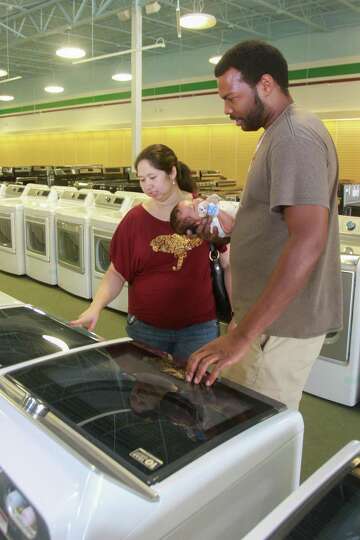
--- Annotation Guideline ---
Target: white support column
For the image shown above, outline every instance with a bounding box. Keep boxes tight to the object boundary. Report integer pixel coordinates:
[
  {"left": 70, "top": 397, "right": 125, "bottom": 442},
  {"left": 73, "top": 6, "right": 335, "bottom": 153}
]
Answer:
[{"left": 131, "top": 0, "right": 142, "bottom": 167}]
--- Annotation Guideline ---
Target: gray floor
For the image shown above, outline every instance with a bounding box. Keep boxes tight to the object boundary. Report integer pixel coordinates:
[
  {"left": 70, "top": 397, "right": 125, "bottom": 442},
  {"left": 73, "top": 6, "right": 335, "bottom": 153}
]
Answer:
[{"left": 1, "top": 270, "right": 359, "bottom": 481}]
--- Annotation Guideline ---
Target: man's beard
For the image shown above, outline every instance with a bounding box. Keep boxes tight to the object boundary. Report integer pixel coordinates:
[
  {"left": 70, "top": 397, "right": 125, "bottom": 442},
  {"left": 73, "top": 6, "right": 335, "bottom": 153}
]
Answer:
[{"left": 231, "top": 88, "right": 265, "bottom": 131}]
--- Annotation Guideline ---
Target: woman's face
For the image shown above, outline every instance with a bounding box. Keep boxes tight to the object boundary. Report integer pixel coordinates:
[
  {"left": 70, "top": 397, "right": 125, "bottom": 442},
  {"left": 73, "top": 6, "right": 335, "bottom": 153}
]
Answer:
[{"left": 137, "top": 159, "right": 176, "bottom": 202}]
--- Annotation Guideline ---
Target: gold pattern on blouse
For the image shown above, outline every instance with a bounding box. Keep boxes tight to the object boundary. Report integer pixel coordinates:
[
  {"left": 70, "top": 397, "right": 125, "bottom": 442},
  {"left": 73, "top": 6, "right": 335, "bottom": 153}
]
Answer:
[{"left": 150, "top": 234, "right": 202, "bottom": 271}]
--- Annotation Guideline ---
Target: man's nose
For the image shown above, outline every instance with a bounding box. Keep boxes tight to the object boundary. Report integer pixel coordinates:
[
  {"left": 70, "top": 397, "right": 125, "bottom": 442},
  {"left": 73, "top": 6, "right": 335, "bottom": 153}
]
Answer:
[{"left": 224, "top": 102, "right": 232, "bottom": 115}]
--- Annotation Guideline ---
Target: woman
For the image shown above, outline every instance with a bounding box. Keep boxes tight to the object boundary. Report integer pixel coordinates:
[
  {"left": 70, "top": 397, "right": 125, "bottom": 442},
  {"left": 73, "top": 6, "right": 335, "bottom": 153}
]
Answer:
[{"left": 71, "top": 144, "right": 231, "bottom": 362}]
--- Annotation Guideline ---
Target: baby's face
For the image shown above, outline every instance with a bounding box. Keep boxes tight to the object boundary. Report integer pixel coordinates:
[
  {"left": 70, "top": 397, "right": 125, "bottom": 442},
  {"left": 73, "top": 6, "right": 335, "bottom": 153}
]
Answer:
[{"left": 178, "top": 198, "right": 203, "bottom": 222}]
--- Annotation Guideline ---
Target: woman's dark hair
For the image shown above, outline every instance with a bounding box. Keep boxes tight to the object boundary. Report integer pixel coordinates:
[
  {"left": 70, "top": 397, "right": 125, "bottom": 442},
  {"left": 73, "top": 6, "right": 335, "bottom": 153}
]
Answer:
[
  {"left": 214, "top": 40, "right": 289, "bottom": 95},
  {"left": 134, "top": 143, "right": 195, "bottom": 193}
]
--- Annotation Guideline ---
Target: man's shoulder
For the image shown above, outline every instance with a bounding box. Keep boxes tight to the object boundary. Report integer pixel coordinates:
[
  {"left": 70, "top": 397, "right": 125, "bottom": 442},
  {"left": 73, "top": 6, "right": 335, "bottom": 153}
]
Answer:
[{"left": 268, "top": 105, "right": 330, "bottom": 149}]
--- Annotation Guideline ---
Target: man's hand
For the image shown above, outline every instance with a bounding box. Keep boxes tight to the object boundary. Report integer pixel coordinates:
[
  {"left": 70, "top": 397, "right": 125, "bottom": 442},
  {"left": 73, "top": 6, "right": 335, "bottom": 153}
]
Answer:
[{"left": 186, "top": 331, "right": 252, "bottom": 386}]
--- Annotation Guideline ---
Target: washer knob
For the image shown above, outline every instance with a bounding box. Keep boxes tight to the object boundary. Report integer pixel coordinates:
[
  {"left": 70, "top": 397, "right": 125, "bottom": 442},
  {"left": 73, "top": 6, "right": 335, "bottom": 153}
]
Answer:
[{"left": 346, "top": 221, "right": 356, "bottom": 231}]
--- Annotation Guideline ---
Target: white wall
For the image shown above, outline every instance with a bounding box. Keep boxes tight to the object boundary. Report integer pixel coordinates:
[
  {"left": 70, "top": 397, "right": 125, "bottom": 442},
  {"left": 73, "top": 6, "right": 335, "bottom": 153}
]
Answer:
[{"left": 0, "top": 78, "right": 359, "bottom": 134}]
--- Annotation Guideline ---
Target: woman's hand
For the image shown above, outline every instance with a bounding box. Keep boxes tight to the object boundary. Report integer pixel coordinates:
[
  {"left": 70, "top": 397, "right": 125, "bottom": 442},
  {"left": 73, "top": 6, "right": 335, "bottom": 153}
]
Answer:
[{"left": 70, "top": 306, "right": 101, "bottom": 332}]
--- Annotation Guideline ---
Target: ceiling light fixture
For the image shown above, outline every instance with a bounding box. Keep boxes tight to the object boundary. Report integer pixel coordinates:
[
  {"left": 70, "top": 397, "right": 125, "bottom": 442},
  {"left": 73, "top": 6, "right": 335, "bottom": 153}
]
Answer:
[
  {"left": 112, "top": 73, "right": 132, "bottom": 82},
  {"left": 117, "top": 8, "right": 130, "bottom": 22},
  {"left": 44, "top": 85, "right": 64, "bottom": 94},
  {"left": 209, "top": 55, "right": 222, "bottom": 65},
  {"left": 180, "top": 12, "right": 216, "bottom": 30},
  {"left": 0, "top": 69, "right": 8, "bottom": 77},
  {"left": 56, "top": 46, "right": 86, "bottom": 59},
  {"left": 0, "top": 95, "right": 14, "bottom": 101},
  {"left": 145, "top": 1, "right": 161, "bottom": 15}
]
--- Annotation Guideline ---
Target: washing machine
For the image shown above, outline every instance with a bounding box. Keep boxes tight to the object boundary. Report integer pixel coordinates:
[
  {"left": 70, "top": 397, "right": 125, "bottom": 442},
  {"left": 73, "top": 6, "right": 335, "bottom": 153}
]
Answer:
[
  {"left": 55, "top": 190, "right": 113, "bottom": 299},
  {"left": 305, "top": 215, "right": 360, "bottom": 406},
  {"left": 0, "top": 337, "right": 304, "bottom": 540},
  {"left": 243, "top": 440, "right": 360, "bottom": 540},
  {"left": 90, "top": 191, "right": 149, "bottom": 312},
  {"left": 24, "top": 186, "right": 77, "bottom": 285},
  {"left": 0, "top": 303, "right": 98, "bottom": 374},
  {"left": 0, "top": 184, "right": 49, "bottom": 275},
  {"left": 0, "top": 290, "right": 23, "bottom": 307}
]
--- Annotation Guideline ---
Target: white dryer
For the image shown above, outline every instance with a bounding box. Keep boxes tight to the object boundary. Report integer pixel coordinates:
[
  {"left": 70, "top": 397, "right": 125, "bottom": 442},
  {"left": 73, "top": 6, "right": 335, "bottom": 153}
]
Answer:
[
  {"left": 305, "top": 215, "right": 360, "bottom": 406},
  {"left": 55, "top": 190, "right": 111, "bottom": 298},
  {"left": 0, "top": 184, "right": 48, "bottom": 275},
  {"left": 24, "top": 186, "right": 77, "bottom": 285},
  {"left": 90, "top": 191, "right": 149, "bottom": 312},
  {"left": 0, "top": 339, "right": 304, "bottom": 540}
]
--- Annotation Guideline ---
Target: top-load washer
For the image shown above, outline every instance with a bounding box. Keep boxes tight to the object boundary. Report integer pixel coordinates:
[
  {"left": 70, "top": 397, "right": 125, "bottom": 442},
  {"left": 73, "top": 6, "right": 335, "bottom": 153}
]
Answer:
[
  {"left": 0, "top": 303, "right": 98, "bottom": 374},
  {"left": 0, "top": 184, "right": 49, "bottom": 275},
  {"left": 54, "top": 190, "right": 111, "bottom": 299},
  {"left": 243, "top": 440, "right": 360, "bottom": 540},
  {"left": 24, "top": 186, "right": 76, "bottom": 284},
  {"left": 305, "top": 215, "right": 360, "bottom": 406},
  {"left": 0, "top": 290, "right": 23, "bottom": 308},
  {"left": 90, "top": 191, "right": 149, "bottom": 312},
  {"left": 0, "top": 338, "right": 304, "bottom": 540}
]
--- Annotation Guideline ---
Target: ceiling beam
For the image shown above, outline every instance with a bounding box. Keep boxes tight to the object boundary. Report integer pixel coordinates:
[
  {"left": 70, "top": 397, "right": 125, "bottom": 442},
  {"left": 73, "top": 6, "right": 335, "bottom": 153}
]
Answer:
[
  {"left": 337, "top": 0, "right": 360, "bottom": 14},
  {"left": 252, "top": 0, "right": 328, "bottom": 31}
]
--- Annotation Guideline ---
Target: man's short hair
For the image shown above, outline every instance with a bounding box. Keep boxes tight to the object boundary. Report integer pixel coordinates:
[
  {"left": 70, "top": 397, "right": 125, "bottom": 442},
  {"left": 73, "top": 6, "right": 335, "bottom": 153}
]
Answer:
[{"left": 214, "top": 40, "right": 289, "bottom": 94}]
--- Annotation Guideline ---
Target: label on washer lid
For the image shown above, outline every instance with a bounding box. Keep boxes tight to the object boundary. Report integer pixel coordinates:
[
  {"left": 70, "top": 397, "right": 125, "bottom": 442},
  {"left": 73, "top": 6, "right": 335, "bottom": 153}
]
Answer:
[
  {"left": 0, "top": 507, "right": 8, "bottom": 535},
  {"left": 129, "top": 448, "right": 163, "bottom": 471}
]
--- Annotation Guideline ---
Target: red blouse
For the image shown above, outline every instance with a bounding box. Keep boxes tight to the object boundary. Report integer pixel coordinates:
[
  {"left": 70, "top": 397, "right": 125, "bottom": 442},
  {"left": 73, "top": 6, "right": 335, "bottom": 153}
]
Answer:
[{"left": 110, "top": 205, "right": 220, "bottom": 329}]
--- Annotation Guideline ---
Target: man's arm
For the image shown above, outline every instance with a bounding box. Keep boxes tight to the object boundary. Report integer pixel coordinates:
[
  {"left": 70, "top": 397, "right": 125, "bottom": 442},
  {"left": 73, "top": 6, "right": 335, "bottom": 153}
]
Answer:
[{"left": 186, "top": 204, "right": 329, "bottom": 385}]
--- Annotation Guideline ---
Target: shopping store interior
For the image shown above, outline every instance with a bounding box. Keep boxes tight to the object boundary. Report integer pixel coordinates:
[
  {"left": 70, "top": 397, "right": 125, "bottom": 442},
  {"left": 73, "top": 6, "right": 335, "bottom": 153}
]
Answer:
[{"left": 1, "top": 1, "right": 360, "bottom": 538}]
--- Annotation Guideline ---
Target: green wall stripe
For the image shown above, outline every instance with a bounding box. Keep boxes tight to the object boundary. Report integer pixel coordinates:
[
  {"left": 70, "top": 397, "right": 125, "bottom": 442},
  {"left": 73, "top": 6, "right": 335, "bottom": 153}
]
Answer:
[
  {"left": 0, "top": 61, "right": 359, "bottom": 117},
  {"left": 289, "top": 62, "right": 360, "bottom": 81}
]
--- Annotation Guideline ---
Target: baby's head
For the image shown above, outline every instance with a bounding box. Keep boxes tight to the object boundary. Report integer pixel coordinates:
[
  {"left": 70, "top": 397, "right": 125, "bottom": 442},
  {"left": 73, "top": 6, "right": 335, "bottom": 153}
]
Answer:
[{"left": 170, "top": 198, "right": 204, "bottom": 234}]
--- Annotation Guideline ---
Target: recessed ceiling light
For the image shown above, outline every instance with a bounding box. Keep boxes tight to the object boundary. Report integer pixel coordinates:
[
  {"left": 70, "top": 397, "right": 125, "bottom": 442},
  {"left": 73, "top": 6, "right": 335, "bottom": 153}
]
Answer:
[
  {"left": 0, "top": 69, "right": 8, "bottom": 77},
  {"left": 0, "top": 95, "right": 14, "bottom": 101},
  {"left": 44, "top": 85, "right": 64, "bottom": 94},
  {"left": 209, "top": 55, "right": 222, "bottom": 65},
  {"left": 112, "top": 72, "right": 132, "bottom": 82},
  {"left": 56, "top": 46, "right": 86, "bottom": 59},
  {"left": 180, "top": 12, "right": 216, "bottom": 30}
]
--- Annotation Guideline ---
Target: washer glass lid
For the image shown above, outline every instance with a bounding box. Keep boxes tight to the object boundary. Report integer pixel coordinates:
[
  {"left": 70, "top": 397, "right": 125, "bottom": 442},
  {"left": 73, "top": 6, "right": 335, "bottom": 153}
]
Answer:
[
  {"left": 7, "top": 341, "right": 283, "bottom": 485},
  {"left": 0, "top": 305, "right": 97, "bottom": 368},
  {"left": 262, "top": 460, "right": 360, "bottom": 539}
]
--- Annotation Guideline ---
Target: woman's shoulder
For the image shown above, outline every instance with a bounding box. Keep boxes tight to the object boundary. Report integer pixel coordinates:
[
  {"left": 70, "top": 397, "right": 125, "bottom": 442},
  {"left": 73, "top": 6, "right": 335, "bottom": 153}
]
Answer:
[{"left": 121, "top": 203, "right": 146, "bottom": 223}]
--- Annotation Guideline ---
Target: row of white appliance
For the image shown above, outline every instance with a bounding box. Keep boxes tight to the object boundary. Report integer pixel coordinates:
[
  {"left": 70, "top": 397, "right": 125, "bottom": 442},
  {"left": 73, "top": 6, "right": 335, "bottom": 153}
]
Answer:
[
  {"left": 1, "top": 184, "right": 360, "bottom": 408},
  {"left": 0, "top": 183, "right": 148, "bottom": 311}
]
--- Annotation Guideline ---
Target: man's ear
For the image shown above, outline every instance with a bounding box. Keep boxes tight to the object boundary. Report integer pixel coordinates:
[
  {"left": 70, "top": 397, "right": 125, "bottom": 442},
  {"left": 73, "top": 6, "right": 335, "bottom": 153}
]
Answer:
[{"left": 257, "top": 74, "right": 275, "bottom": 97}]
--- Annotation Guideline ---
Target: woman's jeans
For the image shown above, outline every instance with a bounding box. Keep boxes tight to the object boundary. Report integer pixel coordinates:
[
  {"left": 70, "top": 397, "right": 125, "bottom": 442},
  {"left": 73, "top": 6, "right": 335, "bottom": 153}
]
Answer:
[{"left": 126, "top": 315, "right": 219, "bottom": 363}]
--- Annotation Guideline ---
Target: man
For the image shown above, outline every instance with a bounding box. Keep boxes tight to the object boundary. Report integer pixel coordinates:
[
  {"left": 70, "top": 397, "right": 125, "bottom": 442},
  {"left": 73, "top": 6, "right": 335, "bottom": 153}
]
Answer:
[{"left": 186, "top": 40, "right": 342, "bottom": 410}]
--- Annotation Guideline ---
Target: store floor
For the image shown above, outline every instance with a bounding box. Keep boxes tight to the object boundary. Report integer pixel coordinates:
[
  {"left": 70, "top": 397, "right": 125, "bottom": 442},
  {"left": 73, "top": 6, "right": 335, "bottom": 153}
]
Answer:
[{"left": 1, "top": 270, "right": 359, "bottom": 482}]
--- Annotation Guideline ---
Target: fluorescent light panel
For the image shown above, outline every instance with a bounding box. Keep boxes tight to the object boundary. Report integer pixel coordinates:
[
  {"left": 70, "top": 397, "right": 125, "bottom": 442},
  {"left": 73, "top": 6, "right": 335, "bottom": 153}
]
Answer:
[
  {"left": 180, "top": 13, "right": 216, "bottom": 29},
  {"left": 45, "top": 85, "right": 64, "bottom": 94},
  {"left": 56, "top": 46, "right": 86, "bottom": 59}
]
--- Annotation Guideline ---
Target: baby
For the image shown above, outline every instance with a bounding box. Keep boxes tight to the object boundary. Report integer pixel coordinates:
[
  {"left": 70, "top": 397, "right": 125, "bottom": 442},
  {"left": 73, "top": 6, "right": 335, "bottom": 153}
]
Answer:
[{"left": 170, "top": 194, "right": 239, "bottom": 237}]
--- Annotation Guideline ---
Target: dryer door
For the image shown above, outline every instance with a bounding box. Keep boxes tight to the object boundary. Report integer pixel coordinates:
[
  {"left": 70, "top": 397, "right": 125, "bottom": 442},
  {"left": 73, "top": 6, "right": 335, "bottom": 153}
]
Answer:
[
  {"left": 25, "top": 216, "right": 50, "bottom": 262},
  {"left": 56, "top": 220, "right": 84, "bottom": 274},
  {"left": 93, "top": 229, "right": 111, "bottom": 276},
  {"left": 0, "top": 212, "right": 15, "bottom": 254}
]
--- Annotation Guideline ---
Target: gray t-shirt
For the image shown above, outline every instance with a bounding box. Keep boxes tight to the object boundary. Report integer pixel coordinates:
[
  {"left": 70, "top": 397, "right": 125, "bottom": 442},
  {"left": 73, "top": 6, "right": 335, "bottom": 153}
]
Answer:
[{"left": 231, "top": 104, "right": 342, "bottom": 338}]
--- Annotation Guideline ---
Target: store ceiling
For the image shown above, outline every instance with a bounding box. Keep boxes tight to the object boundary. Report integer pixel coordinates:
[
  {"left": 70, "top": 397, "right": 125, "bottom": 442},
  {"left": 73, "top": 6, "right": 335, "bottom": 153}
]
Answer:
[{"left": 0, "top": 0, "right": 360, "bottom": 80}]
